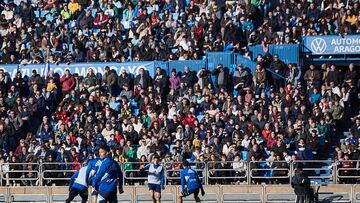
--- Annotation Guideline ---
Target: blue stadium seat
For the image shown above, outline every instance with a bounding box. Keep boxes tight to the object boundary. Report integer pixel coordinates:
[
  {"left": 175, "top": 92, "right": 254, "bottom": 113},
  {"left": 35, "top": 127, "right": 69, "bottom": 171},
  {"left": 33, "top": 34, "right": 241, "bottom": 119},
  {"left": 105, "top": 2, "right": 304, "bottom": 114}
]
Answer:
[
  {"left": 172, "top": 13, "right": 179, "bottom": 20},
  {"left": 46, "top": 15, "right": 54, "bottom": 22},
  {"left": 40, "top": 10, "right": 50, "bottom": 18},
  {"left": 211, "top": 76, "right": 216, "bottom": 84},
  {"left": 121, "top": 21, "right": 131, "bottom": 29},
  {"left": 241, "top": 151, "right": 248, "bottom": 159},
  {"left": 93, "top": 28, "right": 100, "bottom": 34},
  {"left": 35, "top": 10, "right": 40, "bottom": 18},
  {"left": 68, "top": 21, "right": 76, "bottom": 29},
  {"left": 68, "top": 43, "right": 73, "bottom": 52},
  {"left": 130, "top": 100, "right": 138, "bottom": 108},
  {"left": 92, "top": 9, "right": 97, "bottom": 17},
  {"left": 169, "top": 144, "right": 176, "bottom": 152},
  {"left": 197, "top": 115, "right": 204, "bottom": 122},
  {"left": 133, "top": 109, "right": 139, "bottom": 116},
  {"left": 147, "top": 7, "right": 154, "bottom": 14},
  {"left": 305, "top": 150, "right": 314, "bottom": 160}
]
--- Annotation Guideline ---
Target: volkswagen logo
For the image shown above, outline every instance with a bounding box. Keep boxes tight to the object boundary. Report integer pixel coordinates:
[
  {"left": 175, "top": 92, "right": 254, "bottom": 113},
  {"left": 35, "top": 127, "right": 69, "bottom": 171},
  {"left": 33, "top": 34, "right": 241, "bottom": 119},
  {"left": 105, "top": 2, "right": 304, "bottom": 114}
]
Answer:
[{"left": 310, "top": 38, "right": 327, "bottom": 54}]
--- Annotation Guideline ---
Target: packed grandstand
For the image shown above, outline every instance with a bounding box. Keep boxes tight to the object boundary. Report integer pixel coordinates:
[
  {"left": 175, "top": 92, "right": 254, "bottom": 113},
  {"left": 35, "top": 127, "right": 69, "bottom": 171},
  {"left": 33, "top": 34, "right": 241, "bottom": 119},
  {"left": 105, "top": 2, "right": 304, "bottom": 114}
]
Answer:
[{"left": 0, "top": 0, "right": 359, "bottom": 189}]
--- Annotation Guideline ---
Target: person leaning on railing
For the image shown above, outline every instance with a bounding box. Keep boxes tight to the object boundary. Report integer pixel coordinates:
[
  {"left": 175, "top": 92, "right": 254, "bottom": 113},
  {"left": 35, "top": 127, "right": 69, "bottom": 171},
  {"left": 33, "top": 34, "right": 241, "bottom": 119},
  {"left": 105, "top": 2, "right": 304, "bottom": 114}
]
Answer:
[
  {"left": 339, "top": 154, "right": 354, "bottom": 184},
  {"left": 232, "top": 154, "right": 247, "bottom": 184}
]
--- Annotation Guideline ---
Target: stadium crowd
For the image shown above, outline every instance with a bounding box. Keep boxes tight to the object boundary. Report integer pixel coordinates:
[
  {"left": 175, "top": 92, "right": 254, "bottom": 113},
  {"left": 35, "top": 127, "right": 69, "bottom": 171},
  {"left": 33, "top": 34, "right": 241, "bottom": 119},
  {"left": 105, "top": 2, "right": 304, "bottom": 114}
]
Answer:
[
  {"left": 1, "top": 0, "right": 360, "bottom": 63},
  {"left": 0, "top": 60, "right": 359, "bottom": 186},
  {"left": 0, "top": 0, "right": 359, "bottom": 187}
]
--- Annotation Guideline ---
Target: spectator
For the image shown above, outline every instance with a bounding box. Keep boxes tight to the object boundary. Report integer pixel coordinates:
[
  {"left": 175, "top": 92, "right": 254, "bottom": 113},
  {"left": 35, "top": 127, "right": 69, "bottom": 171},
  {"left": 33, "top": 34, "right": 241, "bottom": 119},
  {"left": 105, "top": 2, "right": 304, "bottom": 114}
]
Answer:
[
  {"left": 135, "top": 68, "right": 152, "bottom": 90},
  {"left": 233, "top": 64, "right": 251, "bottom": 91},
  {"left": 60, "top": 69, "right": 76, "bottom": 95},
  {"left": 181, "top": 66, "right": 197, "bottom": 88},
  {"left": 102, "top": 66, "right": 118, "bottom": 96},
  {"left": 211, "top": 64, "right": 230, "bottom": 92},
  {"left": 304, "top": 64, "right": 321, "bottom": 87},
  {"left": 270, "top": 54, "right": 286, "bottom": 91}
]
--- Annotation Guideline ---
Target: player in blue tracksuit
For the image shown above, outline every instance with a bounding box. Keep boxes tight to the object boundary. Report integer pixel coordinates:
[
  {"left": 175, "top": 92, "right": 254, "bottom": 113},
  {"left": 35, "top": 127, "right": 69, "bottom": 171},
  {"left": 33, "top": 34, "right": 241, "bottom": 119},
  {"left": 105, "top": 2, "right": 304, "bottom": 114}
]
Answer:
[
  {"left": 87, "top": 155, "right": 102, "bottom": 203},
  {"left": 178, "top": 160, "right": 205, "bottom": 203},
  {"left": 140, "top": 155, "right": 165, "bottom": 203},
  {"left": 92, "top": 145, "right": 123, "bottom": 203},
  {"left": 66, "top": 153, "right": 102, "bottom": 203},
  {"left": 66, "top": 165, "right": 92, "bottom": 203}
]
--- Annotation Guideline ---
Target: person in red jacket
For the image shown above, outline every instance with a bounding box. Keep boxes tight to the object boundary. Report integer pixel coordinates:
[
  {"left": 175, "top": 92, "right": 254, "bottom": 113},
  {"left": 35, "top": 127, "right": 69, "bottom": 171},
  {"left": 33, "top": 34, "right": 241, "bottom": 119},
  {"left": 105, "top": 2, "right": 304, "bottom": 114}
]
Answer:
[
  {"left": 192, "top": 21, "right": 204, "bottom": 38},
  {"left": 94, "top": 11, "right": 108, "bottom": 28},
  {"left": 60, "top": 69, "right": 76, "bottom": 95},
  {"left": 182, "top": 112, "right": 196, "bottom": 128}
]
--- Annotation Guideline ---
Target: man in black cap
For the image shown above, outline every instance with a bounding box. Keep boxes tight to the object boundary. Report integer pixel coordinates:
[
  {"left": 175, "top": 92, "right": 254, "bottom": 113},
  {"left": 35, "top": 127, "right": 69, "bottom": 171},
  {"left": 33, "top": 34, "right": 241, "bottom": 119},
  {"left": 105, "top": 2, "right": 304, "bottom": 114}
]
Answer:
[{"left": 291, "top": 166, "right": 311, "bottom": 203}]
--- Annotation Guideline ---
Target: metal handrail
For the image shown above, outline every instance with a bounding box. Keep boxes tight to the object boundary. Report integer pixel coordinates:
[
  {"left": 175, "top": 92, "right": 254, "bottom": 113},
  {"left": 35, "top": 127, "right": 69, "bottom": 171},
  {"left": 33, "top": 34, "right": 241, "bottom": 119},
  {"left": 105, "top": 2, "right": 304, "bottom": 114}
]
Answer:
[
  {"left": 1, "top": 160, "right": 360, "bottom": 186},
  {"left": 249, "top": 161, "right": 290, "bottom": 183},
  {"left": 42, "top": 162, "right": 81, "bottom": 181},
  {"left": 0, "top": 163, "right": 41, "bottom": 185},
  {"left": 336, "top": 160, "right": 360, "bottom": 180},
  {"left": 292, "top": 160, "right": 335, "bottom": 182},
  {"left": 165, "top": 168, "right": 206, "bottom": 180}
]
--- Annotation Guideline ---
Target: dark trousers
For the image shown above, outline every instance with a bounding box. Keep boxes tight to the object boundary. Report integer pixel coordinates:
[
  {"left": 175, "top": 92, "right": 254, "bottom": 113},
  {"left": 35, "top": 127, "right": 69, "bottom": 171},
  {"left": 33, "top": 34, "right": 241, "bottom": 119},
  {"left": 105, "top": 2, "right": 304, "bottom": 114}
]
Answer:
[
  {"left": 296, "top": 195, "right": 311, "bottom": 203},
  {"left": 66, "top": 187, "right": 88, "bottom": 203},
  {"left": 272, "top": 77, "right": 283, "bottom": 91},
  {"left": 98, "top": 191, "right": 118, "bottom": 203},
  {"left": 296, "top": 195, "right": 305, "bottom": 203}
]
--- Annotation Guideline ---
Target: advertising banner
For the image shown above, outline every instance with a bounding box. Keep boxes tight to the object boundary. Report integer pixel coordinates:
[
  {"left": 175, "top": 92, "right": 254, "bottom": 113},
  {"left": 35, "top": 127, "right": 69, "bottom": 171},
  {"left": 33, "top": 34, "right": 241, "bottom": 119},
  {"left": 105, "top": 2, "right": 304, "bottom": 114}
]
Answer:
[
  {"left": 0, "top": 62, "right": 155, "bottom": 79},
  {"left": 304, "top": 35, "right": 360, "bottom": 55}
]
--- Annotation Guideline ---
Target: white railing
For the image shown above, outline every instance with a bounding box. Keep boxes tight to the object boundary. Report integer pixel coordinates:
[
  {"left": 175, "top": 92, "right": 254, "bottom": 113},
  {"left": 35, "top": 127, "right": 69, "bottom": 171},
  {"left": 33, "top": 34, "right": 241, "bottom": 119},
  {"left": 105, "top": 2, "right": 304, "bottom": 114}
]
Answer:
[{"left": 0, "top": 160, "right": 359, "bottom": 186}]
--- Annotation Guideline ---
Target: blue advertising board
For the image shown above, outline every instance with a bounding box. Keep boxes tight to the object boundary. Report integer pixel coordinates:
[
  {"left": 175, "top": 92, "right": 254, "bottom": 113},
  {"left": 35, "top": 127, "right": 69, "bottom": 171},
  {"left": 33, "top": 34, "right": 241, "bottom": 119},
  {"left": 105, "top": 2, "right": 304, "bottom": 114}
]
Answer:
[
  {"left": 168, "top": 60, "right": 206, "bottom": 73},
  {"left": 303, "top": 35, "right": 360, "bottom": 55},
  {"left": 0, "top": 62, "right": 155, "bottom": 79},
  {"left": 249, "top": 44, "right": 299, "bottom": 64}
]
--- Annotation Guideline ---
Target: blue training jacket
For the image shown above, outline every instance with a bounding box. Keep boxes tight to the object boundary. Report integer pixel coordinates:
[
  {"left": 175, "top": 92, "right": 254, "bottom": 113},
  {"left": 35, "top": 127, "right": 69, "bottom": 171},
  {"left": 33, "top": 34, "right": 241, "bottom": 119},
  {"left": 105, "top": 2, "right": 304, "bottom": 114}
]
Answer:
[
  {"left": 180, "top": 167, "right": 202, "bottom": 193},
  {"left": 69, "top": 158, "right": 102, "bottom": 191},
  {"left": 91, "top": 156, "right": 122, "bottom": 194},
  {"left": 87, "top": 157, "right": 102, "bottom": 178}
]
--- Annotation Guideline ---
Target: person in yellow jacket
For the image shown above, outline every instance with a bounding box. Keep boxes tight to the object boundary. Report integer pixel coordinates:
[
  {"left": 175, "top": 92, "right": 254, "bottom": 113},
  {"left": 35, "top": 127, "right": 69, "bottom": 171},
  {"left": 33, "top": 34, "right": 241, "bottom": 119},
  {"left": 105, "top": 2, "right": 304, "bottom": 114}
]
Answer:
[
  {"left": 61, "top": 6, "right": 71, "bottom": 20},
  {"left": 68, "top": 0, "right": 80, "bottom": 14}
]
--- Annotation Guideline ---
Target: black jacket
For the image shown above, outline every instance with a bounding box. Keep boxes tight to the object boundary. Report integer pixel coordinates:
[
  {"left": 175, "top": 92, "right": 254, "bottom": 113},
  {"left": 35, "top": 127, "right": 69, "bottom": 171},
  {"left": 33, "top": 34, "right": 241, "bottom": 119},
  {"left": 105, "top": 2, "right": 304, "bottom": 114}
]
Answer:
[
  {"left": 270, "top": 60, "right": 286, "bottom": 79},
  {"left": 118, "top": 73, "right": 132, "bottom": 89},
  {"left": 180, "top": 71, "right": 198, "bottom": 87},
  {"left": 211, "top": 67, "right": 230, "bottom": 89},
  {"left": 291, "top": 171, "right": 310, "bottom": 195},
  {"left": 134, "top": 72, "right": 153, "bottom": 89}
]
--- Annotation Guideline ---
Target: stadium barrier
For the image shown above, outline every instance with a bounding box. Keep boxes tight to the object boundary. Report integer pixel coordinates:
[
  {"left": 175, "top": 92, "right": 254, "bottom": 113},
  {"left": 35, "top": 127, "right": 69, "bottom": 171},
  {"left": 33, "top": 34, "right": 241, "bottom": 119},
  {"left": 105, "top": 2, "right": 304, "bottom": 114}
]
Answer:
[
  {"left": 293, "top": 160, "right": 335, "bottom": 184},
  {"left": 207, "top": 161, "right": 247, "bottom": 184},
  {"left": 0, "top": 163, "right": 41, "bottom": 187},
  {"left": 336, "top": 160, "right": 360, "bottom": 184},
  {"left": 0, "top": 51, "right": 297, "bottom": 80},
  {"left": 249, "top": 44, "right": 300, "bottom": 65},
  {"left": 249, "top": 161, "right": 291, "bottom": 184},
  {"left": 1, "top": 160, "right": 358, "bottom": 186},
  {"left": 0, "top": 184, "right": 356, "bottom": 203}
]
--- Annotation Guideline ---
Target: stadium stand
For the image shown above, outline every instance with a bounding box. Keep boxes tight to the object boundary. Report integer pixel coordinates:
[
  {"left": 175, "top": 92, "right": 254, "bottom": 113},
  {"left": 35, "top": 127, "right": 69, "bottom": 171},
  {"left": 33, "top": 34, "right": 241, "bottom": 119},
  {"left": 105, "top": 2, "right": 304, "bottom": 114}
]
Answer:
[{"left": 0, "top": 0, "right": 359, "bottom": 202}]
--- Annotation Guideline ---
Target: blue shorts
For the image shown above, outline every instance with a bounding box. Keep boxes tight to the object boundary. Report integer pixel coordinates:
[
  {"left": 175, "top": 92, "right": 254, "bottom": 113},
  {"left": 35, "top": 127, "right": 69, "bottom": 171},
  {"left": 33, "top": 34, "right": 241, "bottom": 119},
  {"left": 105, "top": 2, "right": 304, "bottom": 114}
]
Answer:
[{"left": 148, "top": 183, "right": 161, "bottom": 193}]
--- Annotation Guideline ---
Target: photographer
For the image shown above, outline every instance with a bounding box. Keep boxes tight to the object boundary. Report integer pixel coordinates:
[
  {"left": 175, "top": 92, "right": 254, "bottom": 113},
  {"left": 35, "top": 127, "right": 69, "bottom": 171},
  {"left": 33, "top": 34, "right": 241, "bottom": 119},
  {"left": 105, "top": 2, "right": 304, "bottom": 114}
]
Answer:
[
  {"left": 197, "top": 68, "right": 212, "bottom": 90},
  {"left": 291, "top": 167, "right": 311, "bottom": 203}
]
